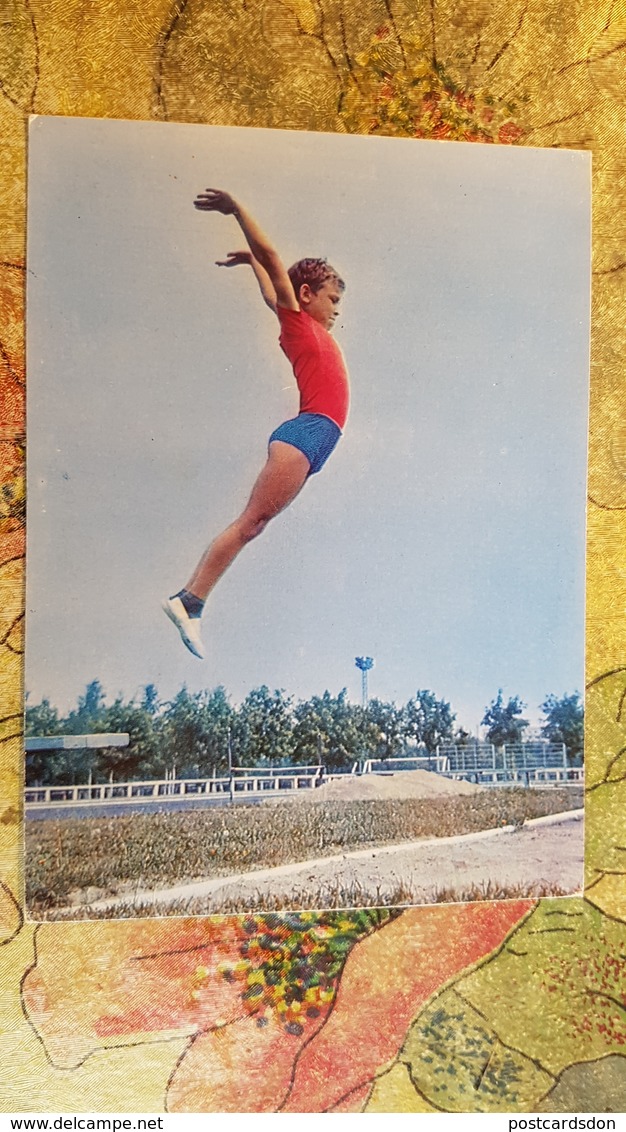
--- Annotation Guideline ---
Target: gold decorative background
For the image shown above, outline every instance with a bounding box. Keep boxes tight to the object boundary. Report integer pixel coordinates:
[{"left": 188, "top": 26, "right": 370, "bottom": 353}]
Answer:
[{"left": 1, "top": 0, "right": 625, "bottom": 1112}]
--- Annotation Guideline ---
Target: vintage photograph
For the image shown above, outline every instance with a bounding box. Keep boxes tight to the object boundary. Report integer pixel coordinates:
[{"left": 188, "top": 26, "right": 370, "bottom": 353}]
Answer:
[{"left": 25, "top": 116, "right": 589, "bottom": 919}]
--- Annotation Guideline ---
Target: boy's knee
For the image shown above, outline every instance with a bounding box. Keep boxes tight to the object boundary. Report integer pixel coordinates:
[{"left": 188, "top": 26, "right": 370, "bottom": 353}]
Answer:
[{"left": 239, "top": 515, "right": 270, "bottom": 542}]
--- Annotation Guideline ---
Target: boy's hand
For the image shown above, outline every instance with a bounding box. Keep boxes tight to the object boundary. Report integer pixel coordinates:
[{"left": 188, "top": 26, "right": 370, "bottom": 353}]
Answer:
[
  {"left": 196, "top": 191, "right": 298, "bottom": 313},
  {"left": 215, "top": 251, "right": 253, "bottom": 267},
  {"left": 194, "top": 188, "right": 238, "bottom": 214}
]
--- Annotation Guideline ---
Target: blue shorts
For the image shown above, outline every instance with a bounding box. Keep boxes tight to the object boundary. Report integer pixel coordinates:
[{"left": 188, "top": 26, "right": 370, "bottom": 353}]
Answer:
[{"left": 268, "top": 413, "right": 342, "bottom": 475}]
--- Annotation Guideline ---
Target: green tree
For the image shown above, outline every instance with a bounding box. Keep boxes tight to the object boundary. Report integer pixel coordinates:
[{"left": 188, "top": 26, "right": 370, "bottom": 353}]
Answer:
[
  {"left": 56, "top": 681, "right": 157, "bottom": 783},
  {"left": 197, "top": 685, "right": 236, "bottom": 774},
  {"left": 366, "top": 698, "right": 406, "bottom": 758},
  {"left": 482, "top": 690, "right": 529, "bottom": 746},
  {"left": 292, "top": 690, "right": 374, "bottom": 771},
  {"left": 25, "top": 696, "right": 62, "bottom": 738},
  {"left": 91, "top": 696, "right": 161, "bottom": 782},
  {"left": 29, "top": 682, "right": 111, "bottom": 784},
  {"left": 234, "top": 686, "right": 295, "bottom": 766},
  {"left": 65, "top": 679, "right": 107, "bottom": 734},
  {"left": 540, "top": 692, "right": 584, "bottom": 762},
  {"left": 454, "top": 726, "right": 473, "bottom": 745},
  {"left": 141, "top": 683, "right": 160, "bottom": 715},
  {"left": 159, "top": 686, "right": 234, "bottom": 777},
  {"left": 24, "top": 697, "right": 64, "bottom": 785},
  {"left": 404, "top": 690, "right": 456, "bottom": 753}
]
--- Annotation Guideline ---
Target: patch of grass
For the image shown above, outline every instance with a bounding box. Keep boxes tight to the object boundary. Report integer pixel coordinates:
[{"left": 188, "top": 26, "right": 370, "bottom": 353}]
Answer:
[
  {"left": 33, "top": 877, "right": 571, "bottom": 920},
  {"left": 26, "top": 786, "right": 582, "bottom": 914}
]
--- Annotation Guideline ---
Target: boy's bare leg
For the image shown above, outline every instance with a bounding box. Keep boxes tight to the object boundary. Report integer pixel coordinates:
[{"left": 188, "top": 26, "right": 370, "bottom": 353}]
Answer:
[
  {"left": 164, "top": 442, "right": 309, "bottom": 656},
  {"left": 185, "top": 440, "right": 310, "bottom": 601}
]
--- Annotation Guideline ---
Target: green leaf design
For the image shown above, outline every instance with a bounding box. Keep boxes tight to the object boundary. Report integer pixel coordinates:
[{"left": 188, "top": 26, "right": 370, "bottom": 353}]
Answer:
[
  {"left": 397, "top": 993, "right": 553, "bottom": 1111},
  {"left": 585, "top": 670, "right": 626, "bottom": 920},
  {"left": 366, "top": 900, "right": 626, "bottom": 1111}
]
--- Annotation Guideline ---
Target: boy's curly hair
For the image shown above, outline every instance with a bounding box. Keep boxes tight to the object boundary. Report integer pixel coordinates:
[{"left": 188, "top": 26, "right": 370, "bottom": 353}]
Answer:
[{"left": 288, "top": 257, "right": 345, "bottom": 301}]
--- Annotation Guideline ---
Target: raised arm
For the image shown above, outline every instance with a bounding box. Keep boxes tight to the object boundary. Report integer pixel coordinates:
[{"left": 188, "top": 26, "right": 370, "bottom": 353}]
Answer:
[
  {"left": 194, "top": 189, "right": 299, "bottom": 312},
  {"left": 215, "top": 250, "right": 277, "bottom": 312}
]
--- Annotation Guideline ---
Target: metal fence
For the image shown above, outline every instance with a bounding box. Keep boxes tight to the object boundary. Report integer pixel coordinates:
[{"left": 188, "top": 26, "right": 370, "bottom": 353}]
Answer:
[{"left": 434, "top": 741, "right": 582, "bottom": 786}]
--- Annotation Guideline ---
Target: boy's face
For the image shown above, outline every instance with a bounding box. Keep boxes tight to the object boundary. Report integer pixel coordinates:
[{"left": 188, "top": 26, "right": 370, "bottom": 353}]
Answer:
[{"left": 300, "top": 277, "right": 343, "bottom": 331}]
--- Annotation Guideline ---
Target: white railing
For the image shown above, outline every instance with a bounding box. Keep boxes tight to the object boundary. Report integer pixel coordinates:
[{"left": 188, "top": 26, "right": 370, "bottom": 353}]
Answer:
[
  {"left": 25, "top": 750, "right": 584, "bottom": 808},
  {"left": 25, "top": 765, "right": 324, "bottom": 807},
  {"left": 446, "top": 766, "right": 584, "bottom": 787},
  {"left": 362, "top": 755, "right": 449, "bottom": 775},
  {"left": 530, "top": 766, "right": 584, "bottom": 784}
]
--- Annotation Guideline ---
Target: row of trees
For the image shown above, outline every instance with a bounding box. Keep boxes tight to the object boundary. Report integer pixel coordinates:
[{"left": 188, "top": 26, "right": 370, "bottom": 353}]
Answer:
[{"left": 25, "top": 681, "right": 584, "bottom": 786}]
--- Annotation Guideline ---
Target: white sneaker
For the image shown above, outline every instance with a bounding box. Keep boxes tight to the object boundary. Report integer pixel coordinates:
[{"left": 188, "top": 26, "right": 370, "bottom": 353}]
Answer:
[{"left": 162, "top": 596, "right": 205, "bottom": 659}]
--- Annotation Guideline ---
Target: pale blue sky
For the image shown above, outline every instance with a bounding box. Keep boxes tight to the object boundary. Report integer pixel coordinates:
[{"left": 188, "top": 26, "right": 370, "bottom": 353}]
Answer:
[{"left": 26, "top": 117, "right": 590, "bottom": 730}]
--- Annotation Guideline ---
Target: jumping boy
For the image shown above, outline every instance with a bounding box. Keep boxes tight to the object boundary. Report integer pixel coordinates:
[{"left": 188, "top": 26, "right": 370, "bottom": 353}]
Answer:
[{"left": 163, "top": 188, "right": 349, "bottom": 659}]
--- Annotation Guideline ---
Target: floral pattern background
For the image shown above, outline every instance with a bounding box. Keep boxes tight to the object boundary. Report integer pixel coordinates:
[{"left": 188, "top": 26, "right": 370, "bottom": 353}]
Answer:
[{"left": 1, "top": 0, "right": 626, "bottom": 1112}]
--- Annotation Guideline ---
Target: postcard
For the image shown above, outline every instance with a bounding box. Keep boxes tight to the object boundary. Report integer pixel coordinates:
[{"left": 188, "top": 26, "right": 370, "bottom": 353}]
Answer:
[{"left": 24, "top": 116, "right": 590, "bottom": 919}]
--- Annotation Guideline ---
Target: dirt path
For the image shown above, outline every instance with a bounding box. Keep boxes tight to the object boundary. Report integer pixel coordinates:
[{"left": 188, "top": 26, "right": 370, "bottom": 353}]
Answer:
[{"left": 84, "top": 808, "right": 583, "bottom": 914}]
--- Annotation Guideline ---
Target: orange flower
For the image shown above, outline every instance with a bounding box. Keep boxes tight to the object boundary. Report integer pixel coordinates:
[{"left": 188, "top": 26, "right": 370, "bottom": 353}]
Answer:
[
  {"left": 345, "top": 28, "right": 527, "bottom": 147},
  {"left": 22, "top": 902, "right": 532, "bottom": 1111},
  {"left": 498, "top": 121, "right": 526, "bottom": 144}
]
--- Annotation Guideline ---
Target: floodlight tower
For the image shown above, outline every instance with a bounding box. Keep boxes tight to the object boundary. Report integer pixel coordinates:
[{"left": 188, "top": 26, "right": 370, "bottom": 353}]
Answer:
[{"left": 355, "top": 656, "right": 374, "bottom": 708}]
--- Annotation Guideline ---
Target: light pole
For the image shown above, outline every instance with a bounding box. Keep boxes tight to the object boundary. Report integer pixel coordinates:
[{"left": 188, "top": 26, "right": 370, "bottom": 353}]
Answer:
[{"left": 355, "top": 656, "right": 374, "bottom": 708}]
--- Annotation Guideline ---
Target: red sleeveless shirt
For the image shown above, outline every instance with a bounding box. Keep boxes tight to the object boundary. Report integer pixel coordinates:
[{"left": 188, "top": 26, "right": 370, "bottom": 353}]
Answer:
[{"left": 277, "top": 307, "right": 350, "bottom": 431}]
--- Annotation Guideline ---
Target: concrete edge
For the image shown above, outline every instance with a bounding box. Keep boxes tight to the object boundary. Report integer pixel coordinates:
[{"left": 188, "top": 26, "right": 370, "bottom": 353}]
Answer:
[{"left": 522, "top": 807, "right": 584, "bottom": 829}]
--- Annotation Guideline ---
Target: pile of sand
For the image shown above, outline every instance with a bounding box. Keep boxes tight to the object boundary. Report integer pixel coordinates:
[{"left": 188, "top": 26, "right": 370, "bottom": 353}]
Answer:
[{"left": 308, "top": 769, "right": 480, "bottom": 802}]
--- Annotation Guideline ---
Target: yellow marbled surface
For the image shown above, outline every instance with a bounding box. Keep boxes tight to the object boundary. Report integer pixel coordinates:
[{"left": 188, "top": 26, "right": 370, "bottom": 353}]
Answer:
[{"left": 1, "top": 0, "right": 625, "bottom": 1112}]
